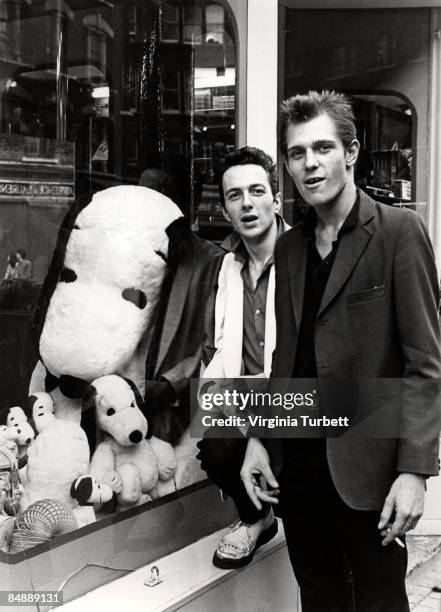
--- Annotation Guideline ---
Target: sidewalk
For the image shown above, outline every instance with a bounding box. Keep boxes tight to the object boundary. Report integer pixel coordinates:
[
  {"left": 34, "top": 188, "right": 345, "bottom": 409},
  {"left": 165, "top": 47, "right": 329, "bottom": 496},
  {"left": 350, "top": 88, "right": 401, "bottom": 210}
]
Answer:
[{"left": 407, "top": 535, "right": 441, "bottom": 611}]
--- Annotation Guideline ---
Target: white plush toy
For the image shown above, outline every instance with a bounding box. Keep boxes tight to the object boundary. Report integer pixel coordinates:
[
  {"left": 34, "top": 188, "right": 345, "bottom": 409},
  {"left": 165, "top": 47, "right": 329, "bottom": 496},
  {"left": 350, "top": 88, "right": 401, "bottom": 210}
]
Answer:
[
  {"left": 30, "top": 186, "right": 184, "bottom": 420},
  {"left": 83, "top": 375, "right": 176, "bottom": 508},
  {"left": 20, "top": 393, "right": 90, "bottom": 514},
  {"left": 4, "top": 407, "right": 35, "bottom": 461}
]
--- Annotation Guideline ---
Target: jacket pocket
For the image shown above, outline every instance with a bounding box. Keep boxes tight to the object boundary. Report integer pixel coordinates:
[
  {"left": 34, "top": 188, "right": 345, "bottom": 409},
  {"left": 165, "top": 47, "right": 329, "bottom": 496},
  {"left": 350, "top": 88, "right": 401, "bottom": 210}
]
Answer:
[{"left": 346, "top": 284, "right": 386, "bottom": 304}]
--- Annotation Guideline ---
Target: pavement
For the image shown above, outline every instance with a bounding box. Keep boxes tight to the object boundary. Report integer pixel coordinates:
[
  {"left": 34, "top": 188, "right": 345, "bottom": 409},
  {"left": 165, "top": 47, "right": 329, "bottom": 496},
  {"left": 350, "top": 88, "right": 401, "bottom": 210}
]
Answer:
[{"left": 407, "top": 535, "right": 441, "bottom": 611}]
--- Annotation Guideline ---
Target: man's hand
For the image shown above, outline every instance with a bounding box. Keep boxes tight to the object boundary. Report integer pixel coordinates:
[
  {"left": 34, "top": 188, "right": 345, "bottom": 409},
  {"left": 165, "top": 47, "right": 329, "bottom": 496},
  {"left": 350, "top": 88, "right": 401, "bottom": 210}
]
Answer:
[
  {"left": 378, "top": 473, "right": 426, "bottom": 546},
  {"left": 146, "top": 380, "right": 177, "bottom": 412},
  {"left": 240, "top": 438, "right": 279, "bottom": 511}
]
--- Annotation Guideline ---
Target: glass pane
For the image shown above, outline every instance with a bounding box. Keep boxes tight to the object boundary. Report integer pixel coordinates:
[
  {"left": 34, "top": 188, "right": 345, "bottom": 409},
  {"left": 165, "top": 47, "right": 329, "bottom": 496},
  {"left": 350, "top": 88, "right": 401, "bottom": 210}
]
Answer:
[
  {"left": 282, "top": 8, "right": 430, "bottom": 224},
  {"left": 192, "top": 3, "right": 236, "bottom": 241},
  {"left": 184, "top": 23, "right": 202, "bottom": 43},
  {"left": 206, "top": 3, "right": 224, "bottom": 44},
  {"left": 0, "top": 0, "right": 237, "bottom": 590}
]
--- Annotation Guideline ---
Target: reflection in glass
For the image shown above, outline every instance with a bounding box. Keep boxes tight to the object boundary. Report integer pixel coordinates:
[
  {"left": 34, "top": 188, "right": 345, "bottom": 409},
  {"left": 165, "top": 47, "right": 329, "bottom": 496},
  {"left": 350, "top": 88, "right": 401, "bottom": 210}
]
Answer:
[{"left": 0, "top": 0, "right": 237, "bottom": 544}]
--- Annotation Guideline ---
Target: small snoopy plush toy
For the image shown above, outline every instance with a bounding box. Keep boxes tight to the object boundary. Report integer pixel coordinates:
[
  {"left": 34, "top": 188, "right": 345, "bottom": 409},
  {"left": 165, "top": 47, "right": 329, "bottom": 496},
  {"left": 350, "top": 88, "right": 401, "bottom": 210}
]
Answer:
[{"left": 82, "top": 375, "right": 177, "bottom": 509}]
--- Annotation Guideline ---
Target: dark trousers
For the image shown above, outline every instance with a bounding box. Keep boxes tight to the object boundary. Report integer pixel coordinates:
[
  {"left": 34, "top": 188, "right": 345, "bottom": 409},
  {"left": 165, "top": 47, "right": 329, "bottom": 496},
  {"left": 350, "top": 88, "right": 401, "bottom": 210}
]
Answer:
[
  {"left": 196, "top": 429, "right": 268, "bottom": 525},
  {"left": 280, "top": 440, "right": 409, "bottom": 612}
]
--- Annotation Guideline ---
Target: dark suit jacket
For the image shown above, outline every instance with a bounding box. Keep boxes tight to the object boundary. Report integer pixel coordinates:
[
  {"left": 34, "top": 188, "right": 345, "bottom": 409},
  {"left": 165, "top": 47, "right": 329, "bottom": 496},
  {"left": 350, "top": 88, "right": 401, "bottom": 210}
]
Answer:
[
  {"left": 270, "top": 190, "right": 441, "bottom": 510},
  {"left": 148, "top": 236, "right": 225, "bottom": 444}
]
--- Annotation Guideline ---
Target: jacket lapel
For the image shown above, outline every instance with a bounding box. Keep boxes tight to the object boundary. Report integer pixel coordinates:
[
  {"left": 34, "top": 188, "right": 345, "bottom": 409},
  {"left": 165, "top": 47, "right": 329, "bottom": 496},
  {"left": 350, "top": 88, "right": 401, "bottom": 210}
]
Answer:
[
  {"left": 287, "top": 228, "right": 307, "bottom": 328},
  {"left": 318, "top": 193, "right": 376, "bottom": 317},
  {"left": 155, "top": 261, "right": 193, "bottom": 374}
]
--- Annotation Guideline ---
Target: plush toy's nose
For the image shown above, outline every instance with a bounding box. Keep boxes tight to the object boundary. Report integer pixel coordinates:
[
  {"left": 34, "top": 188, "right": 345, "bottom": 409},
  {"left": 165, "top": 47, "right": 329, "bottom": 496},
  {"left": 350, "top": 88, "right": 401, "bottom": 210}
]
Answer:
[
  {"left": 129, "top": 430, "right": 143, "bottom": 444},
  {"left": 25, "top": 438, "right": 31, "bottom": 444}
]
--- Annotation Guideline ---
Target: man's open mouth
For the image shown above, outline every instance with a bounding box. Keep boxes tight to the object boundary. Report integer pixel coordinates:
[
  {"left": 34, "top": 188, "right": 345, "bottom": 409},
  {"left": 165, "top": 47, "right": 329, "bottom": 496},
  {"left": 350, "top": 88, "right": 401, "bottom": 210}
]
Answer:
[
  {"left": 304, "top": 177, "right": 324, "bottom": 185},
  {"left": 241, "top": 214, "right": 258, "bottom": 222}
]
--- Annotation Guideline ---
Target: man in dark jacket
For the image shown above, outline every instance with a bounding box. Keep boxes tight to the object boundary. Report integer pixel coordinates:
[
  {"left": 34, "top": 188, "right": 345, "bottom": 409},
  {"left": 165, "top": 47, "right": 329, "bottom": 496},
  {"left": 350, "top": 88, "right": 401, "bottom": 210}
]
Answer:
[{"left": 240, "top": 90, "right": 441, "bottom": 611}]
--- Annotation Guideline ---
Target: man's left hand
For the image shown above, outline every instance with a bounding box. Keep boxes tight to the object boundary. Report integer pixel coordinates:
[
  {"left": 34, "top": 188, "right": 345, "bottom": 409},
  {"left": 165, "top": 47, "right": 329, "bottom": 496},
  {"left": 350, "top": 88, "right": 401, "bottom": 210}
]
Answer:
[{"left": 378, "top": 473, "right": 426, "bottom": 546}]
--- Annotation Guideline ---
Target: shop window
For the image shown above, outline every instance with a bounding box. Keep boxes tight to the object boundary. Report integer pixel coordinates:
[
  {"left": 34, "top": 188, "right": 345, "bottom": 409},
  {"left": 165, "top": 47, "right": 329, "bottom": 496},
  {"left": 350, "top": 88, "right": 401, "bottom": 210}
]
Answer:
[
  {"left": 205, "top": 3, "right": 224, "bottom": 44},
  {"left": 183, "top": 5, "right": 202, "bottom": 43},
  {"left": 0, "top": 0, "right": 237, "bottom": 589},
  {"left": 161, "top": 66, "right": 181, "bottom": 113}
]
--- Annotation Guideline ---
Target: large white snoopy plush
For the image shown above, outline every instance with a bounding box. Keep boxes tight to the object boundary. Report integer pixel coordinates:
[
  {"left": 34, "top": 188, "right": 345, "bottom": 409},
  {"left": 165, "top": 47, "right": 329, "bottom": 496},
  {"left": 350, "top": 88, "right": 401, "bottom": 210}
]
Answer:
[
  {"left": 83, "top": 375, "right": 176, "bottom": 507},
  {"left": 30, "top": 185, "right": 187, "bottom": 419}
]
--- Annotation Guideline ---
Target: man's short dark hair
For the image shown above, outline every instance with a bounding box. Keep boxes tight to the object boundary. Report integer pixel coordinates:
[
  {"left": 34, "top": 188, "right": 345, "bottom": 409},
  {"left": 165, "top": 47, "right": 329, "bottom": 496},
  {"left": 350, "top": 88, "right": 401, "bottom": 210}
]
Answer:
[
  {"left": 17, "top": 248, "right": 26, "bottom": 259},
  {"left": 279, "top": 90, "right": 357, "bottom": 157},
  {"left": 218, "top": 146, "right": 278, "bottom": 208}
]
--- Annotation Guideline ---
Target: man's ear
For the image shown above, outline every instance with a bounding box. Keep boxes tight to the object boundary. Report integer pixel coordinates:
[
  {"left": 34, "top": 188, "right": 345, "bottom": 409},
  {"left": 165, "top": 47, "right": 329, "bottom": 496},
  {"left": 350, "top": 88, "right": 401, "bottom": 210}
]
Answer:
[
  {"left": 222, "top": 207, "right": 231, "bottom": 223},
  {"left": 273, "top": 193, "right": 282, "bottom": 214},
  {"left": 345, "top": 139, "right": 360, "bottom": 168}
]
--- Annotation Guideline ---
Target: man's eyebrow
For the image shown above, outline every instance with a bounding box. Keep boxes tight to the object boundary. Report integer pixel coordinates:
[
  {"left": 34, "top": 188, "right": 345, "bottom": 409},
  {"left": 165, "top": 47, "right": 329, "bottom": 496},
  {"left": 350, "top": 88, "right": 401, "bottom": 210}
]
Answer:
[
  {"left": 225, "top": 183, "right": 267, "bottom": 195},
  {"left": 225, "top": 187, "right": 242, "bottom": 196},
  {"left": 287, "top": 139, "right": 336, "bottom": 153},
  {"left": 313, "top": 139, "right": 336, "bottom": 147}
]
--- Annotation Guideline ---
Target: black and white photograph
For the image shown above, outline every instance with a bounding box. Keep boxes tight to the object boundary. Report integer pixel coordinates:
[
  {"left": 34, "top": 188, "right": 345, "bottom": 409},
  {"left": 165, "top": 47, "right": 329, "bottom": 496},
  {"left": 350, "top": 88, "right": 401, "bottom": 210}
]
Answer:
[{"left": 0, "top": 0, "right": 441, "bottom": 610}]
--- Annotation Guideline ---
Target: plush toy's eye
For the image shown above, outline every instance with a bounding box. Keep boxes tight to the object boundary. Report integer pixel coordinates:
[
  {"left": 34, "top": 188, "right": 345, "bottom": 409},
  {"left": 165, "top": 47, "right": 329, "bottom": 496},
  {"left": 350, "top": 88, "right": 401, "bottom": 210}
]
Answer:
[
  {"left": 130, "top": 401, "right": 135, "bottom": 408},
  {"left": 106, "top": 408, "right": 115, "bottom": 416},
  {"left": 60, "top": 268, "right": 77, "bottom": 283},
  {"left": 122, "top": 288, "right": 147, "bottom": 309}
]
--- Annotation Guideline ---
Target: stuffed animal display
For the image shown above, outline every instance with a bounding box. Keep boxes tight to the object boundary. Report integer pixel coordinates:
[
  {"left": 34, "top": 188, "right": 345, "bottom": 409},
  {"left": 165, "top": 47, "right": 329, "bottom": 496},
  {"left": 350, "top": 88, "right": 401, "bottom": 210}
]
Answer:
[
  {"left": 31, "top": 185, "right": 185, "bottom": 419},
  {"left": 83, "top": 375, "right": 176, "bottom": 508},
  {"left": 26, "top": 185, "right": 203, "bottom": 518}
]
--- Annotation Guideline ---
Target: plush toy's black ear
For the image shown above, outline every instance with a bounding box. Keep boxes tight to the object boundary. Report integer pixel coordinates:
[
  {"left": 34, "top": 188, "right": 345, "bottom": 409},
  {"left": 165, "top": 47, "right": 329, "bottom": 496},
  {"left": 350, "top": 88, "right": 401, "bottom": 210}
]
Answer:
[
  {"left": 32, "top": 191, "right": 95, "bottom": 357},
  {"left": 44, "top": 370, "right": 59, "bottom": 393},
  {"left": 70, "top": 476, "right": 93, "bottom": 504},
  {"left": 81, "top": 384, "right": 98, "bottom": 455},
  {"left": 122, "top": 377, "right": 153, "bottom": 439},
  {"left": 122, "top": 377, "right": 145, "bottom": 412},
  {"left": 59, "top": 375, "right": 89, "bottom": 399},
  {"left": 165, "top": 216, "right": 194, "bottom": 271}
]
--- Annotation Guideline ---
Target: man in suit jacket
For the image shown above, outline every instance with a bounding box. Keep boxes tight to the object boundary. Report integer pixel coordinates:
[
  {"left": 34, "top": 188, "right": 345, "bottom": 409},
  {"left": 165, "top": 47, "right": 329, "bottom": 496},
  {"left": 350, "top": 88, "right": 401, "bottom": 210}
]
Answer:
[{"left": 240, "top": 90, "right": 441, "bottom": 611}]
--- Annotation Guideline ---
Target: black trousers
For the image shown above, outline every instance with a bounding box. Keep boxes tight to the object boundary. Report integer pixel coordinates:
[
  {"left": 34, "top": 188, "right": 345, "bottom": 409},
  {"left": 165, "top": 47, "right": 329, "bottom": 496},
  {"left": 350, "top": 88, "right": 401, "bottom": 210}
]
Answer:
[
  {"left": 196, "top": 429, "right": 269, "bottom": 525},
  {"left": 280, "top": 440, "right": 409, "bottom": 612}
]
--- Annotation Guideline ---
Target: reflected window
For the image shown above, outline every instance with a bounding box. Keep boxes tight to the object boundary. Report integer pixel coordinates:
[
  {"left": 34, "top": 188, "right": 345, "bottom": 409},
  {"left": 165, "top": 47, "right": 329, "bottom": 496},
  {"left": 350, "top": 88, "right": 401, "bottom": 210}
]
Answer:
[
  {"left": 352, "top": 94, "right": 413, "bottom": 203},
  {"left": 161, "top": 2, "right": 179, "bottom": 42},
  {"left": 183, "top": 5, "right": 202, "bottom": 43},
  {"left": 281, "top": 7, "right": 429, "bottom": 224},
  {"left": 0, "top": 0, "right": 237, "bottom": 552},
  {"left": 206, "top": 4, "right": 224, "bottom": 44}
]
